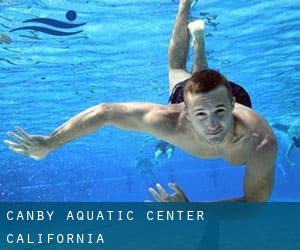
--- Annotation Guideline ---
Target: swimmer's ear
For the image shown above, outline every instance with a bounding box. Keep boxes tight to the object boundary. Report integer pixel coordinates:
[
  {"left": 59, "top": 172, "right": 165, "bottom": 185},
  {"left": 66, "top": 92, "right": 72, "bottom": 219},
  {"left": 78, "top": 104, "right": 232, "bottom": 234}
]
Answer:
[
  {"left": 183, "top": 106, "right": 190, "bottom": 120},
  {"left": 231, "top": 97, "right": 236, "bottom": 108}
]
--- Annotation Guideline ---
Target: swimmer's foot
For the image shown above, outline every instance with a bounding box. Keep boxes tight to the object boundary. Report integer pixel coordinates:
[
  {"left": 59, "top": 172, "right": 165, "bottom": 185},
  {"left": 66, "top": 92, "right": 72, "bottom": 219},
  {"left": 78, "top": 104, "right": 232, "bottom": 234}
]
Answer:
[
  {"left": 178, "top": 0, "right": 199, "bottom": 8},
  {"left": 179, "top": 0, "right": 192, "bottom": 8},
  {"left": 188, "top": 19, "right": 205, "bottom": 35},
  {"left": 154, "top": 149, "right": 163, "bottom": 165},
  {"left": 188, "top": 20, "right": 205, "bottom": 47}
]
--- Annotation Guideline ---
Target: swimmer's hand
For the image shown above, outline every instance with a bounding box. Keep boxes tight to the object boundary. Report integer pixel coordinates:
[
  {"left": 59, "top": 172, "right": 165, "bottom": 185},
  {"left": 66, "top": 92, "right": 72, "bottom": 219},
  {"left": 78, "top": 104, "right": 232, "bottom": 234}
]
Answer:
[
  {"left": 147, "top": 183, "right": 189, "bottom": 202},
  {"left": 4, "top": 127, "right": 51, "bottom": 160}
]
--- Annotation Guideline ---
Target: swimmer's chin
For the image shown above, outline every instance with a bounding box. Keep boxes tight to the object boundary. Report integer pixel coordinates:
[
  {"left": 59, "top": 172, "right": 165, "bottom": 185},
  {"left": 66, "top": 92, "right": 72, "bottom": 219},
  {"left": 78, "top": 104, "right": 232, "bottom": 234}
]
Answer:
[
  {"left": 204, "top": 134, "right": 225, "bottom": 145},
  {"left": 205, "top": 139, "right": 223, "bottom": 145}
]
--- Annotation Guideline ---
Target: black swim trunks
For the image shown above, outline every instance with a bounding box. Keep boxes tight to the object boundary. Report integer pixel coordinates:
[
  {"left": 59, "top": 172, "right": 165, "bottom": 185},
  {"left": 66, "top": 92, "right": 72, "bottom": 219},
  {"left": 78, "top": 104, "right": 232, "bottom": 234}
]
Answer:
[{"left": 168, "top": 79, "right": 252, "bottom": 108}]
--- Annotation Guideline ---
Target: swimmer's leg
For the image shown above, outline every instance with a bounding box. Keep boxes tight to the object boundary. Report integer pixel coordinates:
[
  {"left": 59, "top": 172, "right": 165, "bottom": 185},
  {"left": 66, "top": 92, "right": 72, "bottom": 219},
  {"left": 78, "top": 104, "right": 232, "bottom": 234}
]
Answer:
[
  {"left": 166, "top": 145, "right": 175, "bottom": 159},
  {"left": 168, "top": 0, "right": 192, "bottom": 95},
  {"left": 188, "top": 19, "right": 208, "bottom": 73},
  {"left": 154, "top": 148, "right": 163, "bottom": 164}
]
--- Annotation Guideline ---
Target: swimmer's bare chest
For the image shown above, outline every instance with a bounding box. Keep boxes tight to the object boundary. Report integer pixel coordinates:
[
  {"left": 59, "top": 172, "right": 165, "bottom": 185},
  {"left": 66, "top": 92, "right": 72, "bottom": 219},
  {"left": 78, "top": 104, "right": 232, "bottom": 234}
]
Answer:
[
  {"left": 173, "top": 133, "right": 252, "bottom": 166},
  {"left": 166, "top": 104, "right": 256, "bottom": 166}
]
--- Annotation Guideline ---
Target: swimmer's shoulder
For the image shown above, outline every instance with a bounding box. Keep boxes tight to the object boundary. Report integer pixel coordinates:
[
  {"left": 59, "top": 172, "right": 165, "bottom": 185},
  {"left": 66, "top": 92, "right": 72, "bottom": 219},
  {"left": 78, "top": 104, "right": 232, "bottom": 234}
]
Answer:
[
  {"left": 149, "top": 103, "right": 185, "bottom": 131},
  {"left": 233, "top": 103, "right": 275, "bottom": 145},
  {"left": 164, "top": 103, "right": 188, "bottom": 130}
]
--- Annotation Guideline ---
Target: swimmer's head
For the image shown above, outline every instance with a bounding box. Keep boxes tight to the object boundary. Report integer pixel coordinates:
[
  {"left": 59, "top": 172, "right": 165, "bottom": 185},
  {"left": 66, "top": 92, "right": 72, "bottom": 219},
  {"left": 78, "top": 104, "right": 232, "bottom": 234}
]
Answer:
[
  {"left": 292, "top": 136, "right": 300, "bottom": 148},
  {"left": 183, "top": 69, "right": 235, "bottom": 145}
]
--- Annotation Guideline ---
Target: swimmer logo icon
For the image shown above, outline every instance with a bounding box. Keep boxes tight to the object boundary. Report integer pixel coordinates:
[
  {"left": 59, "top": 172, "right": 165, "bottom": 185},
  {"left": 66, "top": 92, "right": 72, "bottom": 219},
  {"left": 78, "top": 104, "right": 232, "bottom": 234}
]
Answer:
[{"left": 10, "top": 10, "right": 86, "bottom": 36}]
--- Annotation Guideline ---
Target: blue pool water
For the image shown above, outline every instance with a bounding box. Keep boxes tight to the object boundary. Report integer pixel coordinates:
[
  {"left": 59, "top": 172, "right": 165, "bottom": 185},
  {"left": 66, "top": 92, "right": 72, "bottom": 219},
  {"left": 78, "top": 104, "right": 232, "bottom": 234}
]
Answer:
[{"left": 0, "top": 0, "right": 299, "bottom": 201}]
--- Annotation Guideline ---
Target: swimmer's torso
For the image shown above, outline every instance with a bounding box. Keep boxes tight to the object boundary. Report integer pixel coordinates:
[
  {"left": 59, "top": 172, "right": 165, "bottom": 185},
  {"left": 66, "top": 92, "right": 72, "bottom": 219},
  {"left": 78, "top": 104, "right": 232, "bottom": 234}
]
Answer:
[{"left": 159, "top": 103, "right": 275, "bottom": 166}]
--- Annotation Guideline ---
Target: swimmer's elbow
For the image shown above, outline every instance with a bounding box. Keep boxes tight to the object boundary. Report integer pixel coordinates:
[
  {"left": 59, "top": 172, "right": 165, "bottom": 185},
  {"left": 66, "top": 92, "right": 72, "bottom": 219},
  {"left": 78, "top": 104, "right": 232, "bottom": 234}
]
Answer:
[
  {"left": 98, "top": 103, "right": 113, "bottom": 123},
  {"left": 99, "top": 103, "right": 152, "bottom": 131},
  {"left": 255, "top": 134, "right": 277, "bottom": 159},
  {"left": 76, "top": 103, "right": 111, "bottom": 127},
  {"left": 92, "top": 103, "right": 121, "bottom": 125}
]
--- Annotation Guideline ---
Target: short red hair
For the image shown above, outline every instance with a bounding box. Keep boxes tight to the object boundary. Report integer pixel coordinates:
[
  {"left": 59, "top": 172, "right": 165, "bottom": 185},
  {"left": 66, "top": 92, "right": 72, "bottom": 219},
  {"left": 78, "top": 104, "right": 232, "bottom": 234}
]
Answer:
[{"left": 183, "top": 69, "right": 233, "bottom": 103}]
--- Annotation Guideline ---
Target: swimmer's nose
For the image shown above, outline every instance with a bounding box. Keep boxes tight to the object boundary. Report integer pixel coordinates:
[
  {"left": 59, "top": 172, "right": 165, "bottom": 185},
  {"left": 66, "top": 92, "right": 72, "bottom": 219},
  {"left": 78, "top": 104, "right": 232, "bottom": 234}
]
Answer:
[{"left": 207, "top": 116, "right": 219, "bottom": 130}]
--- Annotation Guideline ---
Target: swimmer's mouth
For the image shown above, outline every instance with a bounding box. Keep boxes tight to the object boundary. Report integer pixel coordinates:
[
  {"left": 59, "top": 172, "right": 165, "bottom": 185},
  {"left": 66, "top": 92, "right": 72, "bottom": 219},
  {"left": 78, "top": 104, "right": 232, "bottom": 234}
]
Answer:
[{"left": 207, "top": 127, "right": 222, "bottom": 135}]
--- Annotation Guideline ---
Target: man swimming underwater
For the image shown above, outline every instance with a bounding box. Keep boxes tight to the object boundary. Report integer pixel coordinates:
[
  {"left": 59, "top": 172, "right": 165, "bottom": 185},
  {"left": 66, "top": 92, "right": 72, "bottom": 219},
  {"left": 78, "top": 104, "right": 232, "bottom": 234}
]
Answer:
[{"left": 4, "top": 0, "right": 277, "bottom": 202}]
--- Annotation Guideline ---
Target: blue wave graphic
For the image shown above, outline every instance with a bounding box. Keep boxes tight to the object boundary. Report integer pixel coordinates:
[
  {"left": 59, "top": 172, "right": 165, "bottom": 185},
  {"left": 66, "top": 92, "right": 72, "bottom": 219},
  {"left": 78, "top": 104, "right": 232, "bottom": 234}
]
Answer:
[
  {"left": 9, "top": 10, "right": 85, "bottom": 36},
  {"left": 9, "top": 26, "right": 83, "bottom": 36},
  {"left": 23, "top": 18, "right": 85, "bottom": 29}
]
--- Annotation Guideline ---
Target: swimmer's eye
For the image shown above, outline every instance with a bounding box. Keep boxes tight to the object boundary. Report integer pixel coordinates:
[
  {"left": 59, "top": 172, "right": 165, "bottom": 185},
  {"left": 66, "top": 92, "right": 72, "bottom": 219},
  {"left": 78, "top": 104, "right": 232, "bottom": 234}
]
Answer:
[
  {"left": 215, "top": 109, "right": 225, "bottom": 114},
  {"left": 196, "top": 112, "right": 207, "bottom": 117}
]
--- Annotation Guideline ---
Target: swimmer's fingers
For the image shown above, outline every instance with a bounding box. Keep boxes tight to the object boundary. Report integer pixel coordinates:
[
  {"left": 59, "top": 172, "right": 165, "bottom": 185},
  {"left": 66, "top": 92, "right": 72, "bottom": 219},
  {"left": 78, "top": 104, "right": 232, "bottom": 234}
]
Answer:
[
  {"left": 156, "top": 183, "right": 168, "bottom": 199},
  {"left": 4, "top": 139, "right": 25, "bottom": 149},
  {"left": 148, "top": 187, "right": 162, "bottom": 202},
  {"left": 7, "top": 131, "right": 30, "bottom": 146},
  {"left": 15, "top": 127, "right": 31, "bottom": 141},
  {"left": 168, "top": 183, "right": 188, "bottom": 202},
  {"left": 4, "top": 140, "right": 27, "bottom": 155}
]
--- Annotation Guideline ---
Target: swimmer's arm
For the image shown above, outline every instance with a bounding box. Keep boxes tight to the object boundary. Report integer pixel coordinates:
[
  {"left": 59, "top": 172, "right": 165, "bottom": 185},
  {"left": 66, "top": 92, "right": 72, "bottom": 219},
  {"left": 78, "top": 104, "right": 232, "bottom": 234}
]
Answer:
[
  {"left": 216, "top": 136, "right": 277, "bottom": 202},
  {"left": 48, "top": 103, "right": 174, "bottom": 150},
  {"left": 242, "top": 135, "right": 277, "bottom": 202},
  {"left": 5, "top": 103, "right": 174, "bottom": 160}
]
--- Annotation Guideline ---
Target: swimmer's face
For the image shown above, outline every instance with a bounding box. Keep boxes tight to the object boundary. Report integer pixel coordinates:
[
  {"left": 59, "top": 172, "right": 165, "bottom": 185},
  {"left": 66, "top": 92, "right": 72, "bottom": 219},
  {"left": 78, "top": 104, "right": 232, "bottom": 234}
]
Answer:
[{"left": 185, "top": 86, "right": 234, "bottom": 145}]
